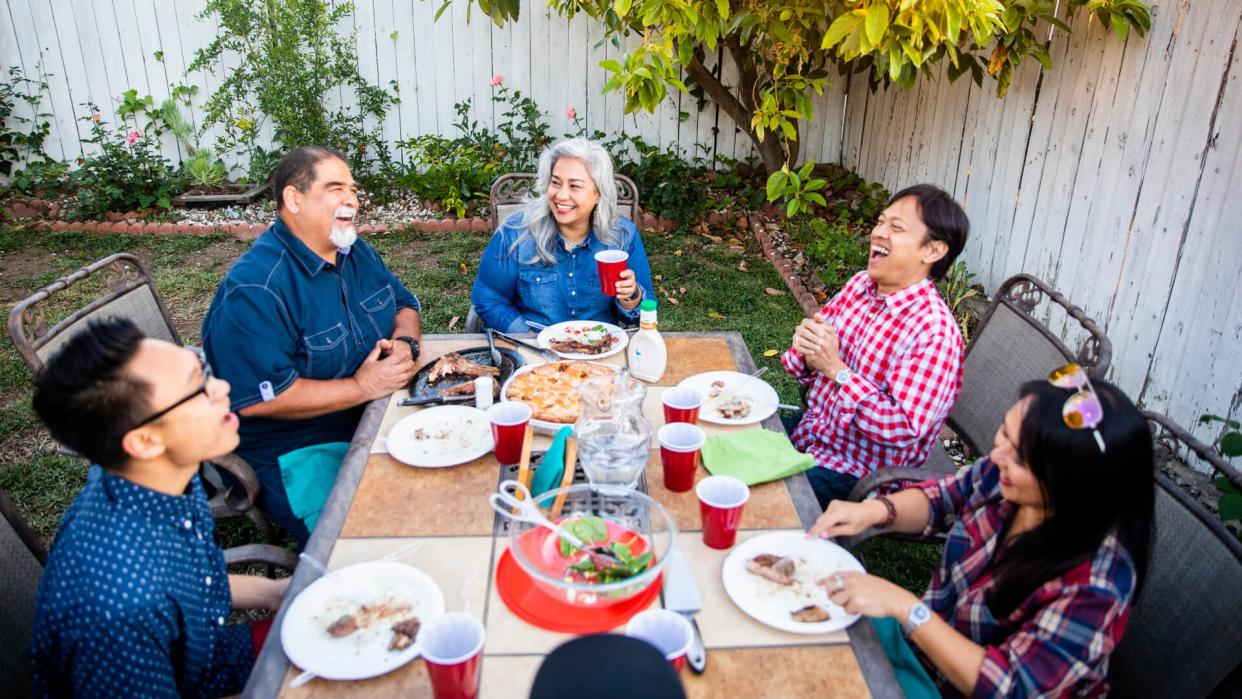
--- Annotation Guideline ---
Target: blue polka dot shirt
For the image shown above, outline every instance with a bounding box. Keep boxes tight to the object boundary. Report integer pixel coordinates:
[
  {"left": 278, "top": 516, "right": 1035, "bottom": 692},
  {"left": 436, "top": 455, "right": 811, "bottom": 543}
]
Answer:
[{"left": 30, "top": 466, "right": 254, "bottom": 698}]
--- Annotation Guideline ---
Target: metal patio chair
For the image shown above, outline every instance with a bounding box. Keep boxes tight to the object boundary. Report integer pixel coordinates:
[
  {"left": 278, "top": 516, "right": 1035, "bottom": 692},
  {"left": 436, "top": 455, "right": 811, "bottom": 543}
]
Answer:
[
  {"left": 1106, "top": 412, "right": 1242, "bottom": 697},
  {"left": 7, "top": 253, "right": 278, "bottom": 544},
  {"left": 465, "top": 173, "right": 642, "bottom": 333}
]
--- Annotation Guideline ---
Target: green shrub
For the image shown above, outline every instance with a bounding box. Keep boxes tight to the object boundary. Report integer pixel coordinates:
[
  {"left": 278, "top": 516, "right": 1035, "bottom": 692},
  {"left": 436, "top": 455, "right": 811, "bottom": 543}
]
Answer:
[
  {"left": 1, "top": 65, "right": 54, "bottom": 184},
  {"left": 71, "top": 108, "right": 182, "bottom": 218},
  {"left": 786, "top": 217, "right": 869, "bottom": 293}
]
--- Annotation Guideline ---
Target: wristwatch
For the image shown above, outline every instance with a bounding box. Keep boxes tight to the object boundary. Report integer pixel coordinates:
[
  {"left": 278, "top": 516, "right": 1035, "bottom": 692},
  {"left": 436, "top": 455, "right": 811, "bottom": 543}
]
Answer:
[
  {"left": 833, "top": 368, "right": 853, "bottom": 384},
  {"left": 903, "top": 602, "right": 932, "bottom": 635},
  {"left": 394, "top": 335, "right": 420, "bottom": 361}
]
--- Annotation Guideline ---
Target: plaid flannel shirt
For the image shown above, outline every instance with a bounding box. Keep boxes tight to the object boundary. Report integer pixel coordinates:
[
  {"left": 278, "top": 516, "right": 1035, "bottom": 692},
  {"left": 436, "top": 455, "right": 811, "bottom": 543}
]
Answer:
[
  {"left": 781, "top": 271, "right": 963, "bottom": 480},
  {"left": 915, "top": 458, "right": 1137, "bottom": 698}
]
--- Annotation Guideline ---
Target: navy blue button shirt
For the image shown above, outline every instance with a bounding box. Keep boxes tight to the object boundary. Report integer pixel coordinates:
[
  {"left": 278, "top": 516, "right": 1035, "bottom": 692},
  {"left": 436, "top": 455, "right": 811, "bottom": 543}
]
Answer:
[
  {"left": 470, "top": 214, "right": 654, "bottom": 333},
  {"left": 201, "top": 218, "right": 419, "bottom": 472},
  {"left": 30, "top": 467, "right": 252, "bottom": 698}
]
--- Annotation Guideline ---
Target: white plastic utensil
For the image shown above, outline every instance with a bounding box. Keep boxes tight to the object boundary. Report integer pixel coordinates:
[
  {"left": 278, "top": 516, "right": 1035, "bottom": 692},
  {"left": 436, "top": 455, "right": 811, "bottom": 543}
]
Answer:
[
  {"left": 488, "top": 480, "right": 624, "bottom": 567},
  {"left": 712, "top": 366, "right": 769, "bottom": 406}
]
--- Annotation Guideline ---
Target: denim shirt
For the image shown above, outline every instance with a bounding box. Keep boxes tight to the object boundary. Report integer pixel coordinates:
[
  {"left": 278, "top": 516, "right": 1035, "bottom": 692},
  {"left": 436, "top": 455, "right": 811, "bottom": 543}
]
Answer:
[
  {"left": 201, "top": 218, "right": 419, "bottom": 471},
  {"left": 470, "top": 214, "right": 655, "bottom": 333},
  {"left": 30, "top": 467, "right": 253, "bottom": 698}
]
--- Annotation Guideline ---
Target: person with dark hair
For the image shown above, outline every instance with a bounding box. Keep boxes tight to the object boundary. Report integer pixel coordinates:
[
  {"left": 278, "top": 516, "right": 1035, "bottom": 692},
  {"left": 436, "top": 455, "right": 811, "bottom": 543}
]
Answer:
[
  {"left": 530, "top": 634, "right": 687, "bottom": 699},
  {"left": 202, "top": 146, "right": 421, "bottom": 546},
  {"left": 28, "top": 318, "right": 289, "bottom": 698},
  {"left": 782, "top": 184, "right": 970, "bottom": 506},
  {"left": 809, "top": 372, "right": 1155, "bottom": 698}
]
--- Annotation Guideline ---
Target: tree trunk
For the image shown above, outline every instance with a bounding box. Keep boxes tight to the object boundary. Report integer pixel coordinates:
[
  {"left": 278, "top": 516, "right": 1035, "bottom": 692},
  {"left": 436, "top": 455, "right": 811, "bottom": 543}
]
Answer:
[{"left": 684, "top": 41, "right": 788, "bottom": 175}]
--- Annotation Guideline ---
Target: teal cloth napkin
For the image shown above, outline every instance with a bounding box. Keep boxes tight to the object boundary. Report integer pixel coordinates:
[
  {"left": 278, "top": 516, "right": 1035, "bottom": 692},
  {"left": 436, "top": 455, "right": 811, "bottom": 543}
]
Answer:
[
  {"left": 700, "top": 430, "right": 815, "bottom": 486},
  {"left": 871, "top": 618, "right": 941, "bottom": 699},
  {"left": 530, "top": 426, "right": 573, "bottom": 497},
  {"left": 278, "top": 441, "right": 350, "bottom": 533}
]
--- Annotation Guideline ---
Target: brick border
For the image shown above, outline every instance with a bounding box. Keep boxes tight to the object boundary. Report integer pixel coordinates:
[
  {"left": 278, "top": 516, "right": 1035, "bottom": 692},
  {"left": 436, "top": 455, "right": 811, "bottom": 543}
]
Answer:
[{"left": 750, "top": 217, "right": 820, "bottom": 318}]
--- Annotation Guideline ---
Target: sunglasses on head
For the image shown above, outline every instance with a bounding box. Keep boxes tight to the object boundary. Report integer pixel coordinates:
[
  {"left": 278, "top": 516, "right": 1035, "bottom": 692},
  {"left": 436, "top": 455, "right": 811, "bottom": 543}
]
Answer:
[{"left": 1047, "top": 363, "right": 1106, "bottom": 453}]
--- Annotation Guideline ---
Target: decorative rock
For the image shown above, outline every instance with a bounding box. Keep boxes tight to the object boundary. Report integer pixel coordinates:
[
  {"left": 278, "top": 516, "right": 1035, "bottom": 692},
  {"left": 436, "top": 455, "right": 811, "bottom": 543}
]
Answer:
[
  {"left": 105, "top": 211, "right": 125, "bottom": 222},
  {"left": 157, "top": 223, "right": 178, "bottom": 235},
  {"left": 453, "top": 218, "right": 473, "bottom": 232},
  {"left": 706, "top": 212, "right": 724, "bottom": 226},
  {"left": 640, "top": 213, "right": 657, "bottom": 229},
  {"left": 142, "top": 222, "right": 160, "bottom": 234},
  {"left": 735, "top": 216, "right": 749, "bottom": 230},
  {"left": 374, "top": 223, "right": 389, "bottom": 234},
  {"left": 357, "top": 223, "right": 376, "bottom": 235},
  {"left": 9, "top": 203, "right": 40, "bottom": 218},
  {"left": 51, "top": 221, "right": 71, "bottom": 232},
  {"left": 470, "top": 217, "right": 490, "bottom": 232}
]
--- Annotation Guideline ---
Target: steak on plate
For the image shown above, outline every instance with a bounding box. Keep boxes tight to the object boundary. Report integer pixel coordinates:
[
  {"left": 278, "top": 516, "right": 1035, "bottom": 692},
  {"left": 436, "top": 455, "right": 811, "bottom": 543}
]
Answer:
[
  {"left": 746, "top": 553, "right": 797, "bottom": 585},
  {"left": 388, "top": 617, "right": 421, "bottom": 651},
  {"left": 427, "top": 352, "right": 500, "bottom": 384},
  {"left": 327, "top": 614, "right": 359, "bottom": 637},
  {"left": 549, "top": 335, "right": 617, "bottom": 355},
  {"left": 439, "top": 379, "right": 500, "bottom": 398},
  {"left": 790, "top": 605, "right": 831, "bottom": 623}
]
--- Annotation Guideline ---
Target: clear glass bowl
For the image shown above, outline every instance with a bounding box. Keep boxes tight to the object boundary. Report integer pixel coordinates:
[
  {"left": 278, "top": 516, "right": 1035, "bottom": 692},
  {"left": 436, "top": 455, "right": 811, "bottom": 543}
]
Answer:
[{"left": 507, "top": 483, "right": 677, "bottom": 607}]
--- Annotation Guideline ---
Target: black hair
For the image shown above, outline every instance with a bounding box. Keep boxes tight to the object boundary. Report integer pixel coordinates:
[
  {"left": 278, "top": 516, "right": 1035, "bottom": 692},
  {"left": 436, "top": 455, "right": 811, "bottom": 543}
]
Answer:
[
  {"left": 886, "top": 184, "right": 969, "bottom": 280},
  {"left": 272, "top": 145, "right": 348, "bottom": 211},
  {"left": 985, "top": 378, "right": 1155, "bottom": 618},
  {"left": 32, "top": 318, "right": 151, "bottom": 470}
]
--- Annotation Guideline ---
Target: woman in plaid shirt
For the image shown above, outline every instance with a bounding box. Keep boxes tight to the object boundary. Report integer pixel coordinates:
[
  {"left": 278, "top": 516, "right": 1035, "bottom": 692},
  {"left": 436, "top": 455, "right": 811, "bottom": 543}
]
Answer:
[{"left": 810, "top": 378, "right": 1155, "bottom": 698}]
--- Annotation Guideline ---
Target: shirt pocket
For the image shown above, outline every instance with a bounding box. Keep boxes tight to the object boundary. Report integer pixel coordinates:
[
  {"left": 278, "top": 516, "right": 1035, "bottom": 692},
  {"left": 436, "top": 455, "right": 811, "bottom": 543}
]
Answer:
[
  {"left": 517, "top": 268, "right": 560, "bottom": 313},
  {"left": 302, "top": 322, "right": 351, "bottom": 379},
  {"left": 360, "top": 284, "right": 396, "bottom": 340}
]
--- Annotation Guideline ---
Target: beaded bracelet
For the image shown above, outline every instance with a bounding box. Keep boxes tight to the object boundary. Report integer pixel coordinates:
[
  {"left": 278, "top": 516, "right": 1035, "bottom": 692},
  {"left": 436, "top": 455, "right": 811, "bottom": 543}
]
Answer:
[{"left": 875, "top": 494, "right": 897, "bottom": 529}]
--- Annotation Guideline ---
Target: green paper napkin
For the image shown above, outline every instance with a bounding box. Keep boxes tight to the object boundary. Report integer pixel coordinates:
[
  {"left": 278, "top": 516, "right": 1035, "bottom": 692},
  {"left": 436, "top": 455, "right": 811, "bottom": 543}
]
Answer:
[
  {"left": 700, "top": 430, "right": 815, "bottom": 486},
  {"left": 278, "top": 441, "right": 350, "bottom": 533}
]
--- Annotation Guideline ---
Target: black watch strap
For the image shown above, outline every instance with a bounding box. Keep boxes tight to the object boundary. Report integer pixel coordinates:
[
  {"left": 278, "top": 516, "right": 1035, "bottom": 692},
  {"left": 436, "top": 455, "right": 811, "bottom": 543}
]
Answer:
[{"left": 395, "top": 335, "right": 420, "bottom": 360}]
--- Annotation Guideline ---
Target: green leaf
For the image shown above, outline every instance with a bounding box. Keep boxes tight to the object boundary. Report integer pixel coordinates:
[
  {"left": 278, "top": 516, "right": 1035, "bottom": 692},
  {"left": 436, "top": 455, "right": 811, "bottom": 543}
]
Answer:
[
  {"left": 1215, "top": 477, "right": 1242, "bottom": 520},
  {"left": 1221, "top": 432, "right": 1242, "bottom": 458},
  {"left": 1110, "top": 13, "right": 1129, "bottom": 41},
  {"left": 153, "top": 50, "right": 164, "bottom": 62},
  {"left": 780, "top": 120, "right": 797, "bottom": 141},
  {"left": 865, "top": 3, "right": 889, "bottom": 46},
  {"left": 786, "top": 199, "right": 799, "bottom": 218},
  {"left": 766, "top": 171, "right": 788, "bottom": 201},
  {"left": 615, "top": 0, "right": 632, "bottom": 18},
  {"left": 434, "top": 0, "right": 451, "bottom": 22},
  {"left": 805, "top": 192, "right": 827, "bottom": 206},
  {"left": 716, "top": 0, "right": 729, "bottom": 21},
  {"left": 822, "top": 13, "right": 861, "bottom": 50},
  {"left": 390, "top": 30, "right": 399, "bottom": 40}
]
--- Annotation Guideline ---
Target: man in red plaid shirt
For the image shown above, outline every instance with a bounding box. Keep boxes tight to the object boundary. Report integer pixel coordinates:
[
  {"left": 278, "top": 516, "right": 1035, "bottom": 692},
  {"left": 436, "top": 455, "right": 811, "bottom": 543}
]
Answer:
[{"left": 782, "top": 184, "right": 969, "bottom": 507}]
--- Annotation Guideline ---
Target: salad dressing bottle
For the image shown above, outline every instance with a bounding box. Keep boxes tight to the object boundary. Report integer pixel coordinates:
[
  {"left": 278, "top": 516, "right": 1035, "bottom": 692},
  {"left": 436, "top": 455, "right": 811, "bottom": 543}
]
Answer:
[{"left": 627, "top": 299, "right": 667, "bottom": 383}]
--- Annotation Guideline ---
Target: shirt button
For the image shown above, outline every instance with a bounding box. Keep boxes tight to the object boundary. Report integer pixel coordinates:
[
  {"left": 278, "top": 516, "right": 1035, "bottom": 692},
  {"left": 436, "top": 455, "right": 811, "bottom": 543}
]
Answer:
[
  {"left": 183, "top": 519, "right": 193, "bottom": 529},
  {"left": 571, "top": 291, "right": 576, "bottom": 296},
  {"left": 568, "top": 273, "right": 573, "bottom": 278},
  {"left": 205, "top": 576, "right": 212, "bottom": 586},
  {"left": 217, "top": 616, "right": 226, "bottom": 626}
]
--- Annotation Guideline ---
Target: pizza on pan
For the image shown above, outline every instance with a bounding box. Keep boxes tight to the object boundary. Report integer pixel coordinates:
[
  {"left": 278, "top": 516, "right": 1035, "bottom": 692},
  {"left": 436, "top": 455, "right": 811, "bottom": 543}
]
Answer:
[{"left": 504, "top": 361, "right": 618, "bottom": 423}]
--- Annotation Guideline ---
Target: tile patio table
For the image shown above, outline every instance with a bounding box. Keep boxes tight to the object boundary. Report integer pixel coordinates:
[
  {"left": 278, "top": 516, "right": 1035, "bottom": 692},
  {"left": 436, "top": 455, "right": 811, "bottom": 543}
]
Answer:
[{"left": 243, "top": 332, "right": 902, "bottom": 698}]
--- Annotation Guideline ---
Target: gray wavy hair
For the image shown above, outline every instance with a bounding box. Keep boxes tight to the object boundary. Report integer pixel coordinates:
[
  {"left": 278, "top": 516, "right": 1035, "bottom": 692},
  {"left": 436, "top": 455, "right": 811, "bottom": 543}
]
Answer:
[{"left": 511, "top": 137, "right": 622, "bottom": 265}]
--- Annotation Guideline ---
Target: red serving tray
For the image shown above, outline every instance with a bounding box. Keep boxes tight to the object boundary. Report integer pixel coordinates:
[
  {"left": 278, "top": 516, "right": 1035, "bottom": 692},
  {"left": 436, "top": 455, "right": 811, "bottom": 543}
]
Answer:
[{"left": 495, "top": 549, "right": 662, "bottom": 634}]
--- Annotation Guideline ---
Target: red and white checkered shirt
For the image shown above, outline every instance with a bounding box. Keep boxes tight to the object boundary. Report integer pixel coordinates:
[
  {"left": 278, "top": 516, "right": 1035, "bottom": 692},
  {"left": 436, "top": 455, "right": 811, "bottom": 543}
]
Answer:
[{"left": 781, "top": 271, "right": 963, "bottom": 480}]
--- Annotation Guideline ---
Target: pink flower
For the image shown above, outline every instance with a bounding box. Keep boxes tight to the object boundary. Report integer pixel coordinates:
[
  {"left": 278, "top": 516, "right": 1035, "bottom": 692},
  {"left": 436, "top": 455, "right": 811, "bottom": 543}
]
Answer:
[
  {"left": 126, "top": 130, "right": 142, "bottom": 145},
  {"left": 490, "top": 74, "right": 504, "bottom": 87},
  {"left": 91, "top": 113, "right": 102, "bottom": 123},
  {"left": 566, "top": 107, "right": 577, "bottom": 119},
  {"left": 359, "top": 144, "right": 368, "bottom": 153}
]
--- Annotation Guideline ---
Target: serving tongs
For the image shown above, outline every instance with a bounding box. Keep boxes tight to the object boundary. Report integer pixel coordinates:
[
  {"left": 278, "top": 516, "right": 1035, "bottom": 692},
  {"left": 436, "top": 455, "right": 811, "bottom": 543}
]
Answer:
[
  {"left": 489, "top": 479, "right": 625, "bottom": 568},
  {"left": 492, "top": 329, "right": 559, "bottom": 362}
]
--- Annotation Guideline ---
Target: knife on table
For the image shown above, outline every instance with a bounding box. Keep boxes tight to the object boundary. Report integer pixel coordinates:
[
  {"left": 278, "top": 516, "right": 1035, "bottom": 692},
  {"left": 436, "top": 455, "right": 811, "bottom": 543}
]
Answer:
[
  {"left": 397, "top": 393, "right": 473, "bottom": 407},
  {"left": 663, "top": 547, "right": 707, "bottom": 673}
]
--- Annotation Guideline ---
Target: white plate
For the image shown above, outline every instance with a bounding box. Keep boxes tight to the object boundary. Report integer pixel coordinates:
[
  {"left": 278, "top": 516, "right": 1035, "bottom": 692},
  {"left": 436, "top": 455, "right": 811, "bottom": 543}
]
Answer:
[
  {"left": 501, "top": 361, "right": 620, "bottom": 433},
  {"left": 676, "top": 371, "right": 780, "bottom": 425},
  {"left": 722, "top": 531, "right": 865, "bottom": 635},
  {"left": 387, "top": 405, "right": 493, "bottom": 467},
  {"left": 281, "top": 561, "right": 446, "bottom": 681},
  {"left": 536, "top": 320, "right": 628, "bottom": 360}
]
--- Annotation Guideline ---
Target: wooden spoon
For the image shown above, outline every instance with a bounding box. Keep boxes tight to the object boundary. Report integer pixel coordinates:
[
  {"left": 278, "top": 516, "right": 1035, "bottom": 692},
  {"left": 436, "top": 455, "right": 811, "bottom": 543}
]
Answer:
[{"left": 515, "top": 423, "right": 535, "bottom": 495}]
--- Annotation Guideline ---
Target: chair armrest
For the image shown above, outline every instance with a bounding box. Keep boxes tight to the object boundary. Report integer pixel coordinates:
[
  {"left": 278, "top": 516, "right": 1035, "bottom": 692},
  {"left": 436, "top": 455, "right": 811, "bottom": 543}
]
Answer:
[
  {"left": 848, "top": 467, "right": 938, "bottom": 502},
  {"left": 203, "top": 453, "right": 262, "bottom": 509},
  {"left": 224, "top": 544, "right": 298, "bottom": 571}
]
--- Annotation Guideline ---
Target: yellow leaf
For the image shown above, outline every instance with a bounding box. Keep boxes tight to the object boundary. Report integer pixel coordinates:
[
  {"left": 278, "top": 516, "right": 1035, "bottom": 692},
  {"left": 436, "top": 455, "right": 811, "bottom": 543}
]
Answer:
[
  {"left": 764, "top": 287, "right": 787, "bottom": 296},
  {"left": 665, "top": 296, "right": 680, "bottom": 305},
  {"left": 707, "top": 312, "right": 725, "bottom": 320},
  {"left": 459, "top": 262, "right": 468, "bottom": 274},
  {"left": 447, "top": 315, "right": 460, "bottom": 331},
  {"left": 738, "top": 260, "right": 749, "bottom": 272},
  {"left": 654, "top": 274, "right": 664, "bottom": 281},
  {"left": 674, "top": 249, "right": 684, "bottom": 256},
  {"left": 763, "top": 349, "right": 778, "bottom": 357}
]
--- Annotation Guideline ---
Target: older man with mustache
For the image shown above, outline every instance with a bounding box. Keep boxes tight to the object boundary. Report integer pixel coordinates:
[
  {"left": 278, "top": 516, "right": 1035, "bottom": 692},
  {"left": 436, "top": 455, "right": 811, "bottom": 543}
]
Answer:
[{"left": 202, "top": 146, "right": 420, "bottom": 546}]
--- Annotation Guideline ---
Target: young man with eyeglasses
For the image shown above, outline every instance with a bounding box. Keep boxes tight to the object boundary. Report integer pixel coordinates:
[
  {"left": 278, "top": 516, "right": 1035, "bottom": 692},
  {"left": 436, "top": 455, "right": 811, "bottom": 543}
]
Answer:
[
  {"left": 28, "top": 318, "right": 289, "bottom": 698},
  {"left": 782, "top": 184, "right": 970, "bottom": 508}
]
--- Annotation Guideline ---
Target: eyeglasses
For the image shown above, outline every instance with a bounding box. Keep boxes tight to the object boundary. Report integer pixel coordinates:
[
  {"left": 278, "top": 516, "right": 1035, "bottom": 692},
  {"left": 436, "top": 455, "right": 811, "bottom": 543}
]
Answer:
[
  {"left": 132, "top": 349, "right": 215, "bottom": 429},
  {"left": 1047, "top": 363, "right": 1106, "bottom": 453}
]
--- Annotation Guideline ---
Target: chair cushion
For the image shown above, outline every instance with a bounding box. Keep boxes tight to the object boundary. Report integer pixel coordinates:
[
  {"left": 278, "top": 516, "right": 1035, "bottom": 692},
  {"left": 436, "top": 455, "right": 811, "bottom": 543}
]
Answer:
[{"left": 35, "top": 285, "right": 178, "bottom": 365}]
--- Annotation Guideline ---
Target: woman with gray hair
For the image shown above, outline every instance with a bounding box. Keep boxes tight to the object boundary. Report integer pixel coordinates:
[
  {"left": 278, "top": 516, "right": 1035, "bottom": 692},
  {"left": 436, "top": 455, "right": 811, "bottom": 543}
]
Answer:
[{"left": 471, "top": 137, "right": 655, "bottom": 332}]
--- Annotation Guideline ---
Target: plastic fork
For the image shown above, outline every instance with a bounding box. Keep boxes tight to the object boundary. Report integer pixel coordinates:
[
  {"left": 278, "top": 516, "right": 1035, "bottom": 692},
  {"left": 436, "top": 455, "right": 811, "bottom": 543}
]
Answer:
[{"left": 488, "top": 480, "right": 625, "bottom": 567}]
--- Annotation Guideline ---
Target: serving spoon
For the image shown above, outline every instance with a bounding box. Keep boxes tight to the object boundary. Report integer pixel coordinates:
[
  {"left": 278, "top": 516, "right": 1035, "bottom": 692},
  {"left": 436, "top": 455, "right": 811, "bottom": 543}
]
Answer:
[{"left": 489, "top": 479, "right": 625, "bottom": 568}]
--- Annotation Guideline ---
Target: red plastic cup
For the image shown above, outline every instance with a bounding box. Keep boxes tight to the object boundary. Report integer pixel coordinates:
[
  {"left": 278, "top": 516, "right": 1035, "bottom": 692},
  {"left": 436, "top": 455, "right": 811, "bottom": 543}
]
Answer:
[
  {"left": 658, "top": 422, "right": 705, "bottom": 493},
  {"left": 696, "top": 475, "right": 750, "bottom": 549},
  {"left": 625, "top": 609, "right": 693, "bottom": 672},
  {"left": 595, "top": 250, "right": 629, "bottom": 296},
  {"left": 488, "top": 402, "right": 531, "bottom": 464},
  {"left": 661, "top": 387, "right": 703, "bottom": 424},
  {"left": 420, "top": 613, "right": 486, "bottom": 699}
]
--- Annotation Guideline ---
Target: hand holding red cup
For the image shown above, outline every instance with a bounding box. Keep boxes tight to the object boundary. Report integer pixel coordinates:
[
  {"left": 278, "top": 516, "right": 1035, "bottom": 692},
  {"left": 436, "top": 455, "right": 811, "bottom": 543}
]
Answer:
[{"left": 595, "top": 250, "right": 629, "bottom": 297}]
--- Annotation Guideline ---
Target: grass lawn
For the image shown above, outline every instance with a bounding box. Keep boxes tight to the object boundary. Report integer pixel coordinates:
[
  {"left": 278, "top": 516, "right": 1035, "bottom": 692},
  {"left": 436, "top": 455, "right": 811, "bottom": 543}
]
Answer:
[{"left": 0, "top": 225, "right": 939, "bottom": 592}]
